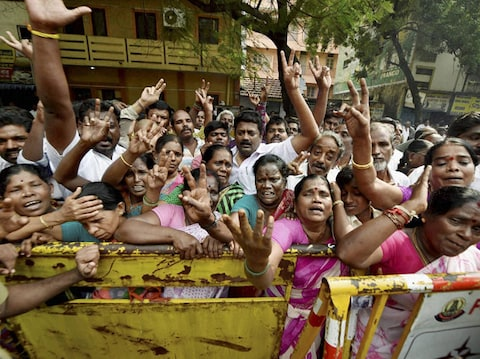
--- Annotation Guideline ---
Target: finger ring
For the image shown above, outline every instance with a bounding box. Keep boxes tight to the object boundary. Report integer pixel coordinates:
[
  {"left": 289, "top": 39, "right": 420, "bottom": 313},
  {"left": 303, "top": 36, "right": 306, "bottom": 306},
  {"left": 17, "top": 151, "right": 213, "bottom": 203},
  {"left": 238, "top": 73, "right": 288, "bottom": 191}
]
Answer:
[{"left": 130, "top": 132, "right": 136, "bottom": 139}]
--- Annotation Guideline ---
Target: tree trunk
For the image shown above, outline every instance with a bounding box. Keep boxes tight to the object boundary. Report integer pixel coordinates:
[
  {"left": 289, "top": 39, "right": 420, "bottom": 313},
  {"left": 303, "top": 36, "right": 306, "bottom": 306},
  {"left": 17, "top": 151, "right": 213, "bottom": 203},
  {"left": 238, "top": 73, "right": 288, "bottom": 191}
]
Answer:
[
  {"left": 269, "top": 31, "right": 295, "bottom": 117},
  {"left": 391, "top": 31, "right": 423, "bottom": 124}
]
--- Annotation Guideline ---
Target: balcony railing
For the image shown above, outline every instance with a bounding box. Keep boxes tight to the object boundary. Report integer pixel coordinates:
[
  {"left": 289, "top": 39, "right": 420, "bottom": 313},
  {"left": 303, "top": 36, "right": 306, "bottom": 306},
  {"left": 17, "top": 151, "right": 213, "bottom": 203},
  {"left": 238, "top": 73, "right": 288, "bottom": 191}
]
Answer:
[{"left": 58, "top": 34, "right": 234, "bottom": 73}]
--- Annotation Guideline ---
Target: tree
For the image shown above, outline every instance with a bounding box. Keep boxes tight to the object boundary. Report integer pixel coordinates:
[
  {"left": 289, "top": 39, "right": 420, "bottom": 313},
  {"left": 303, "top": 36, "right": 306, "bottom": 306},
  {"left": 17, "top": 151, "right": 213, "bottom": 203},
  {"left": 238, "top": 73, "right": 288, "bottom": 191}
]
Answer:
[
  {"left": 187, "top": 0, "right": 391, "bottom": 116},
  {"left": 350, "top": 0, "right": 480, "bottom": 124}
]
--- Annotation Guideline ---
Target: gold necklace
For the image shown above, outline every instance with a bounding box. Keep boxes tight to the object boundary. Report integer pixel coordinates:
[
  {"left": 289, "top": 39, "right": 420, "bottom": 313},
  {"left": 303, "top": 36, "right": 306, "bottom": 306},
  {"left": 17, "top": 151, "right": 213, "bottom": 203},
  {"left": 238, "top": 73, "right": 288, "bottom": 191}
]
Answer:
[{"left": 411, "top": 228, "right": 433, "bottom": 265}]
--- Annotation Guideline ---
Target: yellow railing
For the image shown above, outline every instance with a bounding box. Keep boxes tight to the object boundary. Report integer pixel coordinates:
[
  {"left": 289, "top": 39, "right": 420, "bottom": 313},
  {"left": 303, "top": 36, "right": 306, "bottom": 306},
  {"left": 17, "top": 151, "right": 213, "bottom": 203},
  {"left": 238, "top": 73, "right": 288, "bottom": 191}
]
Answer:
[{"left": 56, "top": 34, "right": 233, "bottom": 73}]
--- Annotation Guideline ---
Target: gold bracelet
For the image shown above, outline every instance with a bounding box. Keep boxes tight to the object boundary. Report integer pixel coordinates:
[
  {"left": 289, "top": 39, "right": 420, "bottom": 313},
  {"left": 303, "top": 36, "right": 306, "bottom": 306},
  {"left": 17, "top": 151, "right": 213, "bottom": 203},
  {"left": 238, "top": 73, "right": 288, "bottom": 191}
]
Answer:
[
  {"left": 393, "top": 205, "right": 416, "bottom": 222},
  {"left": 120, "top": 154, "right": 133, "bottom": 168},
  {"left": 27, "top": 24, "right": 60, "bottom": 39},
  {"left": 352, "top": 158, "right": 374, "bottom": 170},
  {"left": 39, "top": 215, "right": 52, "bottom": 229},
  {"left": 332, "top": 200, "right": 344, "bottom": 208}
]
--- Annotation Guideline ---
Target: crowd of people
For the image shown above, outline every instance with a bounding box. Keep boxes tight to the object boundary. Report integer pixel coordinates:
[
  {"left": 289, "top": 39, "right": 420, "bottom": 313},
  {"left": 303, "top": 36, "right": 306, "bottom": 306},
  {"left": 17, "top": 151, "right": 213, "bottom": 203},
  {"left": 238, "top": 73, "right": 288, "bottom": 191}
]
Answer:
[{"left": 0, "top": 0, "right": 480, "bottom": 358}]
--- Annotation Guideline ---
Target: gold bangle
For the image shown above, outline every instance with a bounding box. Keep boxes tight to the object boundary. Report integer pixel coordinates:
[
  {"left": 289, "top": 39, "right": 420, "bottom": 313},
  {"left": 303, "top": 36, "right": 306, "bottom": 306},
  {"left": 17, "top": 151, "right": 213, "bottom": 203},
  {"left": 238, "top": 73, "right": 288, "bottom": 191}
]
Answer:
[
  {"left": 352, "top": 158, "right": 374, "bottom": 170},
  {"left": 27, "top": 24, "right": 60, "bottom": 39},
  {"left": 39, "top": 215, "right": 52, "bottom": 229},
  {"left": 332, "top": 200, "right": 344, "bottom": 208},
  {"left": 120, "top": 154, "right": 133, "bottom": 168}
]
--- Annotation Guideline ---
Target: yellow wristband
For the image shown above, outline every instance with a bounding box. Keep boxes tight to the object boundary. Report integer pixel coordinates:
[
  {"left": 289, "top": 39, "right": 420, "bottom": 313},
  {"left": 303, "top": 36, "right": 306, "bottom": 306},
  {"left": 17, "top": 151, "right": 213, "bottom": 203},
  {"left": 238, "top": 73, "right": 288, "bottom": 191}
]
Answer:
[
  {"left": 352, "top": 158, "right": 374, "bottom": 170},
  {"left": 27, "top": 24, "right": 60, "bottom": 39}
]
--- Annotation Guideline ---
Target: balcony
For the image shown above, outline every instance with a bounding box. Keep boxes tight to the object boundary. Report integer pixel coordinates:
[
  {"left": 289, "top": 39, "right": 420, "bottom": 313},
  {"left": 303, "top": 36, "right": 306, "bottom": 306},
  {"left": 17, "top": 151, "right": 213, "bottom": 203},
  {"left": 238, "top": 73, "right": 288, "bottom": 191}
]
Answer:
[{"left": 58, "top": 34, "right": 235, "bottom": 74}]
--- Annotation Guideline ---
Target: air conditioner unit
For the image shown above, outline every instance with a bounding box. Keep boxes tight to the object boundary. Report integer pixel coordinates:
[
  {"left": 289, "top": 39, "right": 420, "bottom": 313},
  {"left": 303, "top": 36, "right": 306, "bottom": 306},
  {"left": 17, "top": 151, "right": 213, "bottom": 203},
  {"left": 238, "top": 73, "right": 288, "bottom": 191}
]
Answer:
[{"left": 163, "top": 8, "right": 186, "bottom": 28}]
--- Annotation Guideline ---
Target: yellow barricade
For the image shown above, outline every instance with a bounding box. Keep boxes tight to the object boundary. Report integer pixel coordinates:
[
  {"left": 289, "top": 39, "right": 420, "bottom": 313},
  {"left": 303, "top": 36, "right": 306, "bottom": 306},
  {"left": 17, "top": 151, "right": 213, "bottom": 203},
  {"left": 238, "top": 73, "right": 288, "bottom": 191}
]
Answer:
[
  {"left": 292, "top": 272, "right": 480, "bottom": 359},
  {"left": 2, "top": 242, "right": 334, "bottom": 359}
]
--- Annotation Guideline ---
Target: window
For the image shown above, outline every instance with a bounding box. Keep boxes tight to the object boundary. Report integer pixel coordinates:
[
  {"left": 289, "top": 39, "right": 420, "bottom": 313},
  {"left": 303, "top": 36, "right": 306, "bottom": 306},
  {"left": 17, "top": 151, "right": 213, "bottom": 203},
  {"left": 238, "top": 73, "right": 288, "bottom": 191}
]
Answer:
[
  {"left": 91, "top": 8, "right": 107, "bottom": 36},
  {"left": 198, "top": 17, "right": 219, "bottom": 44},
  {"left": 326, "top": 54, "right": 335, "bottom": 69},
  {"left": 135, "top": 12, "right": 157, "bottom": 40},
  {"left": 64, "top": 18, "right": 85, "bottom": 35},
  {"left": 416, "top": 67, "right": 434, "bottom": 76},
  {"left": 307, "top": 85, "right": 317, "bottom": 99}
]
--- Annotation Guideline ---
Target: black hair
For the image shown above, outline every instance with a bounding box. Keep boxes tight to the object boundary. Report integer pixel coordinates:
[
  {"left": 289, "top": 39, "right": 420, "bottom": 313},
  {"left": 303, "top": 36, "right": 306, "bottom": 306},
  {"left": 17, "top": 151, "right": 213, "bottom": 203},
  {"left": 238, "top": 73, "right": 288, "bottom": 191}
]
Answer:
[
  {"left": 78, "top": 182, "right": 124, "bottom": 211},
  {"left": 265, "top": 116, "right": 288, "bottom": 133},
  {"left": 424, "top": 137, "right": 479, "bottom": 167},
  {"left": 147, "top": 100, "right": 174, "bottom": 119},
  {"left": 204, "top": 121, "right": 229, "bottom": 138},
  {"left": 77, "top": 99, "right": 121, "bottom": 124},
  {"left": 253, "top": 154, "right": 288, "bottom": 180},
  {"left": 0, "top": 106, "right": 33, "bottom": 132},
  {"left": 425, "top": 186, "right": 480, "bottom": 217},
  {"left": 154, "top": 133, "right": 183, "bottom": 154},
  {"left": 234, "top": 109, "right": 263, "bottom": 135},
  {"left": 335, "top": 165, "right": 354, "bottom": 190},
  {"left": 294, "top": 173, "right": 332, "bottom": 201},
  {"left": 447, "top": 112, "right": 480, "bottom": 138},
  {"left": 202, "top": 144, "right": 232, "bottom": 164},
  {"left": 0, "top": 164, "right": 49, "bottom": 197}
]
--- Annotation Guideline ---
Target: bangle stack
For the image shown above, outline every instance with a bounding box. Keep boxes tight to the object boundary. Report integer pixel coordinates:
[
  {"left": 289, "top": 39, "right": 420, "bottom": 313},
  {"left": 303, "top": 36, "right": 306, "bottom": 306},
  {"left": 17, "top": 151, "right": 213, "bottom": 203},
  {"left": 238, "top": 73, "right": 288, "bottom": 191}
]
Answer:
[
  {"left": 352, "top": 158, "right": 374, "bottom": 170},
  {"left": 202, "top": 215, "right": 218, "bottom": 230},
  {"left": 142, "top": 195, "right": 159, "bottom": 207},
  {"left": 383, "top": 207, "right": 409, "bottom": 229},
  {"left": 393, "top": 205, "right": 416, "bottom": 223},
  {"left": 244, "top": 260, "right": 270, "bottom": 277}
]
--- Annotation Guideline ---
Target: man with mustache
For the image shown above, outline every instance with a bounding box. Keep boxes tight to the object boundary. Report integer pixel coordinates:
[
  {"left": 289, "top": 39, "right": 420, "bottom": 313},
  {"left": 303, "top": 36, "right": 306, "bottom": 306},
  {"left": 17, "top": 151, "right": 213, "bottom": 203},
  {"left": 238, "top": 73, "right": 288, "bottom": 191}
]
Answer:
[
  {"left": 370, "top": 122, "right": 409, "bottom": 186},
  {"left": 171, "top": 109, "right": 204, "bottom": 169},
  {"left": 265, "top": 116, "right": 289, "bottom": 144},
  {"left": 287, "top": 131, "right": 344, "bottom": 190},
  {"left": 0, "top": 107, "right": 32, "bottom": 172}
]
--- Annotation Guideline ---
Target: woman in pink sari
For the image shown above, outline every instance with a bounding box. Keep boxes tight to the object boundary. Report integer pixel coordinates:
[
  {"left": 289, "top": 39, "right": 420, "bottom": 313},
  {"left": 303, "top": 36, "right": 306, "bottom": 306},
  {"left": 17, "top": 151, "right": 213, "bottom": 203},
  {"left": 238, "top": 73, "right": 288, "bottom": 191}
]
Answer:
[
  {"left": 336, "top": 168, "right": 480, "bottom": 358},
  {"left": 224, "top": 174, "right": 349, "bottom": 358}
]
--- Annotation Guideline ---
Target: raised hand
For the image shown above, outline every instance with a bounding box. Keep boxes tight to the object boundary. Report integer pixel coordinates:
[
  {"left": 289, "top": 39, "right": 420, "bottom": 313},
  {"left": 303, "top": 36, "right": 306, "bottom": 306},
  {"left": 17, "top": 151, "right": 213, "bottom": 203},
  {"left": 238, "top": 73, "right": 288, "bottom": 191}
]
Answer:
[
  {"left": 80, "top": 99, "right": 112, "bottom": 146},
  {"left": 248, "top": 91, "right": 261, "bottom": 107},
  {"left": 138, "top": 78, "right": 166, "bottom": 109},
  {"left": 403, "top": 165, "right": 431, "bottom": 215},
  {"left": 288, "top": 150, "right": 309, "bottom": 176},
  {"left": 0, "top": 243, "right": 18, "bottom": 275},
  {"left": 75, "top": 245, "right": 100, "bottom": 278},
  {"left": 194, "top": 79, "right": 210, "bottom": 107},
  {"left": 223, "top": 209, "right": 273, "bottom": 267},
  {"left": 309, "top": 55, "right": 331, "bottom": 90},
  {"left": 146, "top": 163, "right": 168, "bottom": 192},
  {"left": 0, "top": 31, "right": 33, "bottom": 60},
  {"left": 179, "top": 164, "right": 214, "bottom": 227},
  {"left": 25, "top": 0, "right": 91, "bottom": 32},
  {"left": 128, "top": 118, "right": 166, "bottom": 155},
  {"left": 335, "top": 79, "right": 370, "bottom": 139},
  {"left": 281, "top": 50, "right": 302, "bottom": 91}
]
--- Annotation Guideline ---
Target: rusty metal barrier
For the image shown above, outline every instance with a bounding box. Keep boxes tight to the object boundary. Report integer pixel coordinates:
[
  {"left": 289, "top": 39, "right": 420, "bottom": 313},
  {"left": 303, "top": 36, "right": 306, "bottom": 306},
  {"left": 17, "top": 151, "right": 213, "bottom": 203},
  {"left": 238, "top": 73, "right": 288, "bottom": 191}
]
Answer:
[{"left": 2, "top": 242, "right": 334, "bottom": 359}]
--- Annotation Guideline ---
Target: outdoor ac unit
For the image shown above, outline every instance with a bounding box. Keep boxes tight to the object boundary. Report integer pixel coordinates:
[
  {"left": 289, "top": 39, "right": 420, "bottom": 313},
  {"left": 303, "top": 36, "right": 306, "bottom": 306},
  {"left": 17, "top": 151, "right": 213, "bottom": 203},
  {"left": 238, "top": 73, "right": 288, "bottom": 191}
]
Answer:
[{"left": 163, "top": 8, "right": 186, "bottom": 28}]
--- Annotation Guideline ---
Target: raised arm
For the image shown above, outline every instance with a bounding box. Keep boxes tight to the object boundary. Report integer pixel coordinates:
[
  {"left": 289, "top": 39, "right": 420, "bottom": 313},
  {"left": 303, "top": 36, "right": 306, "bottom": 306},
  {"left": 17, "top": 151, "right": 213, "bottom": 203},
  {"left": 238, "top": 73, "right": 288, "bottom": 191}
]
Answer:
[
  {"left": 189, "top": 79, "right": 210, "bottom": 125},
  {"left": 26, "top": 0, "right": 91, "bottom": 152},
  {"left": 282, "top": 51, "right": 319, "bottom": 153},
  {"left": 309, "top": 55, "right": 332, "bottom": 129},
  {"left": 54, "top": 100, "right": 111, "bottom": 191},
  {"left": 21, "top": 101, "right": 45, "bottom": 162},
  {"left": 340, "top": 79, "right": 403, "bottom": 209}
]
